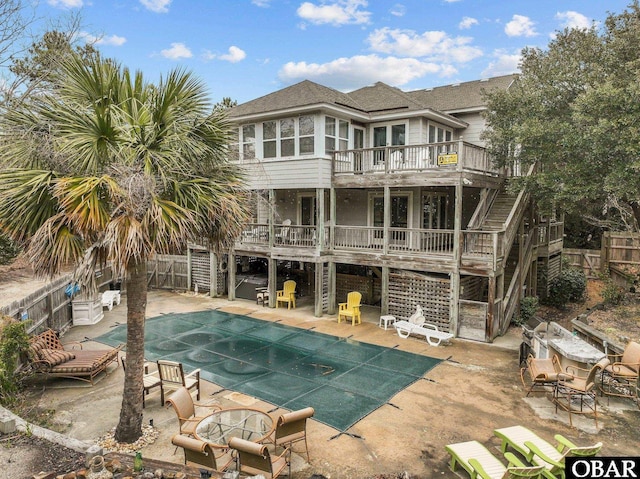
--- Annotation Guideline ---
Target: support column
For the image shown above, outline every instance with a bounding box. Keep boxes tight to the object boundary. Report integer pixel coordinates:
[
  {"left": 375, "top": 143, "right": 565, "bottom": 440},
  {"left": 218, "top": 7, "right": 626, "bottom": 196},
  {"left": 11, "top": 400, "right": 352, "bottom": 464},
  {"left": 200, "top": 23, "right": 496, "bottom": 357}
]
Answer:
[
  {"left": 314, "top": 262, "right": 323, "bottom": 317},
  {"left": 381, "top": 266, "right": 389, "bottom": 315},
  {"left": 383, "top": 186, "right": 390, "bottom": 255},
  {"left": 486, "top": 275, "right": 496, "bottom": 341},
  {"left": 328, "top": 261, "right": 336, "bottom": 314},
  {"left": 268, "top": 258, "right": 277, "bottom": 307},
  {"left": 186, "top": 247, "right": 192, "bottom": 291},
  {"left": 209, "top": 252, "right": 218, "bottom": 298},
  {"left": 228, "top": 252, "right": 236, "bottom": 301},
  {"left": 450, "top": 181, "right": 463, "bottom": 336},
  {"left": 316, "top": 188, "right": 325, "bottom": 251}
]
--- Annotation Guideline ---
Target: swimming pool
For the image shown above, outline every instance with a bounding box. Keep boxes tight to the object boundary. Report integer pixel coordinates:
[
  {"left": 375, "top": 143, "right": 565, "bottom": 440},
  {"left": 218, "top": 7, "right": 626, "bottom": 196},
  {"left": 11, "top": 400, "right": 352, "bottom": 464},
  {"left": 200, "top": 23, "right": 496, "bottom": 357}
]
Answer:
[{"left": 97, "top": 309, "right": 441, "bottom": 432}]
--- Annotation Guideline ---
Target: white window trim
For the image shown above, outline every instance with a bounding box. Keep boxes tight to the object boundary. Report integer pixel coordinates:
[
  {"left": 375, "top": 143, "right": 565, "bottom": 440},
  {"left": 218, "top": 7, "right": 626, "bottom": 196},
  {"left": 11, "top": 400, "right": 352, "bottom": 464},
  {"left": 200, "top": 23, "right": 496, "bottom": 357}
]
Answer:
[
  {"left": 369, "top": 121, "right": 409, "bottom": 147},
  {"left": 367, "top": 191, "right": 413, "bottom": 228},
  {"left": 262, "top": 115, "right": 316, "bottom": 159}
]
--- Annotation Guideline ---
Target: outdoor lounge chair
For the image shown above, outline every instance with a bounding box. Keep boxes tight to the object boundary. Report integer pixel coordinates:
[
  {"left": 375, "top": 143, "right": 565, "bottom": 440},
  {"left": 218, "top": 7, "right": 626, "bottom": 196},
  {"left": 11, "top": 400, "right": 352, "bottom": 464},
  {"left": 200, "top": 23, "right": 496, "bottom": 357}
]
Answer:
[
  {"left": 171, "top": 433, "right": 235, "bottom": 472},
  {"left": 229, "top": 437, "right": 291, "bottom": 479},
  {"left": 120, "top": 356, "right": 161, "bottom": 408},
  {"left": 600, "top": 340, "right": 640, "bottom": 407},
  {"left": 28, "top": 329, "right": 122, "bottom": 385},
  {"left": 165, "top": 386, "right": 222, "bottom": 436},
  {"left": 446, "top": 440, "right": 544, "bottom": 479},
  {"left": 276, "top": 280, "right": 296, "bottom": 309},
  {"left": 494, "top": 425, "right": 602, "bottom": 479},
  {"left": 265, "top": 406, "right": 314, "bottom": 462},
  {"left": 157, "top": 359, "right": 201, "bottom": 405},
  {"left": 338, "top": 291, "right": 362, "bottom": 326},
  {"left": 393, "top": 305, "right": 453, "bottom": 346},
  {"left": 554, "top": 357, "right": 610, "bottom": 427},
  {"left": 520, "top": 354, "right": 568, "bottom": 397},
  {"left": 101, "top": 290, "right": 121, "bottom": 310}
]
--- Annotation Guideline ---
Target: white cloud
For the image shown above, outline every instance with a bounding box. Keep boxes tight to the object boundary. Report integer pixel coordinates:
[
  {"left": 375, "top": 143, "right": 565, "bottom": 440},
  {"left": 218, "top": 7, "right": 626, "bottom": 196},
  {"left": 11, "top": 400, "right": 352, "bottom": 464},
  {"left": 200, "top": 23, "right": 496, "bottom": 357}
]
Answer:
[
  {"left": 47, "top": 0, "right": 83, "bottom": 8},
  {"left": 480, "top": 50, "right": 521, "bottom": 78},
  {"left": 161, "top": 43, "right": 192, "bottom": 60},
  {"left": 556, "top": 11, "right": 591, "bottom": 30},
  {"left": 459, "top": 17, "right": 478, "bottom": 30},
  {"left": 390, "top": 4, "right": 406, "bottom": 17},
  {"left": 205, "top": 46, "right": 247, "bottom": 63},
  {"left": 367, "top": 27, "right": 483, "bottom": 64},
  {"left": 79, "top": 32, "right": 127, "bottom": 46},
  {"left": 297, "top": 0, "right": 371, "bottom": 26},
  {"left": 505, "top": 15, "right": 537, "bottom": 37},
  {"left": 252, "top": 0, "right": 271, "bottom": 6},
  {"left": 140, "top": 0, "right": 171, "bottom": 13},
  {"left": 279, "top": 54, "right": 456, "bottom": 90}
]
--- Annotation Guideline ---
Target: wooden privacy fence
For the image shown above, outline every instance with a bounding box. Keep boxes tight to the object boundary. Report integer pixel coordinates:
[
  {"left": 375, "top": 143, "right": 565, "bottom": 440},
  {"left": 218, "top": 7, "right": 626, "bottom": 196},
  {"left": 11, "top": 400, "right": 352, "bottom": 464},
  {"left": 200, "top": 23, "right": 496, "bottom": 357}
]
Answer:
[
  {"left": 564, "top": 232, "right": 640, "bottom": 279},
  {"left": 1, "top": 267, "right": 117, "bottom": 335},
  {"left": 563, "top": 249, "right": 601, "bottom": 278}
]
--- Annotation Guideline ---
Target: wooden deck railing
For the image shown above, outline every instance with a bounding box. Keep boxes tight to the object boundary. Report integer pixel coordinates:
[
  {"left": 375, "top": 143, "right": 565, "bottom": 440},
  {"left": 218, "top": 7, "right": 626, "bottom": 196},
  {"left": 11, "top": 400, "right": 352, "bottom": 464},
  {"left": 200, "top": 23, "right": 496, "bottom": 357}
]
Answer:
[{"left": 333, "top": 141, "right": 500, "bottom": 175}]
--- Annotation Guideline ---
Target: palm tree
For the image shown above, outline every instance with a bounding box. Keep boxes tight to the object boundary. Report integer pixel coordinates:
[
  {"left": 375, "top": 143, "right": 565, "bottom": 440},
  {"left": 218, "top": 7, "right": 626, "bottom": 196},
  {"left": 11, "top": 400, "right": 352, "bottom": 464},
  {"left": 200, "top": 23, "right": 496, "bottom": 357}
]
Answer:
[{"left": 0, "top": 54, "right": 249, "bottom": 442}]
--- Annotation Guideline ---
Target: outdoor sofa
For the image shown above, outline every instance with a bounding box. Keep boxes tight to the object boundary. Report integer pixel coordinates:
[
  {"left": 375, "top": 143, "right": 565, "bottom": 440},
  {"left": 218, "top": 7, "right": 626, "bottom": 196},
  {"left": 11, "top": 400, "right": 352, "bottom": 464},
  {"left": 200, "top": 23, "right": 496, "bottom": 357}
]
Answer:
[{"left": 28, "top": 328, "right": 123, "bottom": 385}]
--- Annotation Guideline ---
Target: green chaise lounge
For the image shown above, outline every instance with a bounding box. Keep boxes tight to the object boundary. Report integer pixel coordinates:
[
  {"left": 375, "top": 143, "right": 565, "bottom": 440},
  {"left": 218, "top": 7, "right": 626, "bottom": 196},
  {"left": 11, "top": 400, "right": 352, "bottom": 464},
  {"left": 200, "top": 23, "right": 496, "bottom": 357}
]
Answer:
[
  {"left": 446, "top": 440, "right": 544, "bottom": 479},
  {"left": 494, "top": 426, "right": 602, "bottom": 479}
]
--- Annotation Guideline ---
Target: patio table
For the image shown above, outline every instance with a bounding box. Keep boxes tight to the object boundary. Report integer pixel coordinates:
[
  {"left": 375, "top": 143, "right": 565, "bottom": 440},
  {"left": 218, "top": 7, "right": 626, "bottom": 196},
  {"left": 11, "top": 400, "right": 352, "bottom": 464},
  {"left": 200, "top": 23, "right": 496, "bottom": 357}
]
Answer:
[{"left": 194, "top": 407, "right": 275, "bottom": 448}]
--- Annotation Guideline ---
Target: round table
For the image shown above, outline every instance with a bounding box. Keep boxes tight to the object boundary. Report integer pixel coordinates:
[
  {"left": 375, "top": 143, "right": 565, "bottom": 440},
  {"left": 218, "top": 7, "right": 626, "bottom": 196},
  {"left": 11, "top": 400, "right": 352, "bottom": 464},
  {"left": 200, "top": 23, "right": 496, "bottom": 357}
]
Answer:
[{"left": 194, "top": 407, "right": 275, "bottom": 447}]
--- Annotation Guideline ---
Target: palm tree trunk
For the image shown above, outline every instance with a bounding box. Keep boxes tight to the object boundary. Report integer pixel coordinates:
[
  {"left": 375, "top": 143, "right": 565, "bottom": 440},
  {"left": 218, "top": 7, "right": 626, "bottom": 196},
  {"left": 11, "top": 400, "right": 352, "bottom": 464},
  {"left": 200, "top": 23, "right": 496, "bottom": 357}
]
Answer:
[{"left": 114, "top": 259, "right": 147, "bottom": 443}]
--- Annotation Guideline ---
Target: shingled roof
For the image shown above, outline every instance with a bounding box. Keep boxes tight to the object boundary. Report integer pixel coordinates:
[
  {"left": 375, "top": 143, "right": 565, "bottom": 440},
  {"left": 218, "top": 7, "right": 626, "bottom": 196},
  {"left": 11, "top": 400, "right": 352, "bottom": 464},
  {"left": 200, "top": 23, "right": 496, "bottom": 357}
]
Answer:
[
  {"left": 228, "top": 74, "right": 517, "bottom": 119},
  {"left": 228, "top": 80, "right": 364, "bottom": 118},
  {"left": 407, "top": 75, "right": 516, "bottom": 112}
]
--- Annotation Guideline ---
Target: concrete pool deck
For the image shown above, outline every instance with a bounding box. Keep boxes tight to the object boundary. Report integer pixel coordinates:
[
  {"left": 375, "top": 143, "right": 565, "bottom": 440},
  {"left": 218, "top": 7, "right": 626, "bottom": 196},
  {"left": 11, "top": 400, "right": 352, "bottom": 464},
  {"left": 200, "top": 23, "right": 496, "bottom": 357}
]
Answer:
[{"left": 21, "top": 290, "right": 640, "bottom": 478}]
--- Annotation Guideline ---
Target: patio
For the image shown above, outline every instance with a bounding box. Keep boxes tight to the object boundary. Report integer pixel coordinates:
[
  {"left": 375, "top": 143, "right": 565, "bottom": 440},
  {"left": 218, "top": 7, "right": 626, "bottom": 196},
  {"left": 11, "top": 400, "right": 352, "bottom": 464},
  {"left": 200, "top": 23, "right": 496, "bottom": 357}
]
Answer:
[{"left": 20, "top": 290, "right": 640, "bottom": 478}]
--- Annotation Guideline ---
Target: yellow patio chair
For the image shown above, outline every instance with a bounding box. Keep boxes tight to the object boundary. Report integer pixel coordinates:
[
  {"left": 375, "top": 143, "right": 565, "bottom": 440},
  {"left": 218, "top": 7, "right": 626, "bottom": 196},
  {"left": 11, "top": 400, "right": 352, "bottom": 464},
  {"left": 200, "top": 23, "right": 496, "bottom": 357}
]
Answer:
[
  {"left": 276, "top": 280, "right": 296, "bottom": 309},
  {"left": 338, "top": 291, "right": 362, "bottom": 326}
]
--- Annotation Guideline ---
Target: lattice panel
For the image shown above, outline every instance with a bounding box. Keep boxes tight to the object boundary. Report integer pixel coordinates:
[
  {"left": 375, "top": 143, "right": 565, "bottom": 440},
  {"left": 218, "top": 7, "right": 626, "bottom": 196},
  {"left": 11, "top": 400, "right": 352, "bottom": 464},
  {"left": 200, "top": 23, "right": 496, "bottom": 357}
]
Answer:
[
  {"left": 191, "top": 252, "right": 211, "bottom": 292},
  {"left": 336, "top": 274, "right": 376, "bottom": 305},
  {"left": 388, "top": 271, "right": 451, "bottom": 331}
]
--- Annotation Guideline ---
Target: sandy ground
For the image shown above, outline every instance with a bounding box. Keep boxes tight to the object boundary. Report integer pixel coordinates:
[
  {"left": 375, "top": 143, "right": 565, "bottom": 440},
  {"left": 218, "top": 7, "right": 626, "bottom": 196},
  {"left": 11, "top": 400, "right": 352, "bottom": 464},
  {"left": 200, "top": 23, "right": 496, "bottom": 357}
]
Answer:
[{"left": 2, "top": 289, "right": 639, "bottom": 479}]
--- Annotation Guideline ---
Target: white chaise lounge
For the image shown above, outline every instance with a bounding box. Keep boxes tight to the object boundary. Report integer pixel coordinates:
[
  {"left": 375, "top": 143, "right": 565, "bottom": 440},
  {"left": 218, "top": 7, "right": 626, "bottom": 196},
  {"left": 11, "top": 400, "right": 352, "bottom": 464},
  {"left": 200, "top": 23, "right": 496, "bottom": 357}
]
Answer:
[
  {"left": 102, "top": 290, "right": 121, "bottom": 310},
  {"left": 393, "top": 305, "right": 453, "bottom": 346}
]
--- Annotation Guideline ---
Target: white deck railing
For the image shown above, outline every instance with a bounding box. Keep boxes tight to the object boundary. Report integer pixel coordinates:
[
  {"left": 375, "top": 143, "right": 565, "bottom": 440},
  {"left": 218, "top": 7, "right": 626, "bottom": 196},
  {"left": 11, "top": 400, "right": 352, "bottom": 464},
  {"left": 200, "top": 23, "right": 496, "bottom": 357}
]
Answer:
[{"left": 333, "top": 141, "right": 500, "bottom": 175}]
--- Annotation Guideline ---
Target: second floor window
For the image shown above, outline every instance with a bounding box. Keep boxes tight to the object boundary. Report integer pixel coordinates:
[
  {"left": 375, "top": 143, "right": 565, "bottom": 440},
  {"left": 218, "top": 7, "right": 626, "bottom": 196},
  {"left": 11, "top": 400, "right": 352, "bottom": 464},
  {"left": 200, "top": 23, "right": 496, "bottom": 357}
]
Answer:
[
  {"left": 263, "top": 115, "right": 315, "bottom": 158},
  {"left": 242, "top": 124, "right": 256, "bottom": 160},
  {"left": 325, "top": 117, "right": 349, "bottom": 154}
]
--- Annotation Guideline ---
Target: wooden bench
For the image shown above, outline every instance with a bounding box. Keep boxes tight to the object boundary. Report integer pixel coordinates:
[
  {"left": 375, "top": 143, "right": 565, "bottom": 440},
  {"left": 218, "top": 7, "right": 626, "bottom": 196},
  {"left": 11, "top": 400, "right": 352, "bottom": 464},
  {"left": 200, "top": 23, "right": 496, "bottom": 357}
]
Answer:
[{"left": 28, "top": 329, "right": 123, "bottom": 385}]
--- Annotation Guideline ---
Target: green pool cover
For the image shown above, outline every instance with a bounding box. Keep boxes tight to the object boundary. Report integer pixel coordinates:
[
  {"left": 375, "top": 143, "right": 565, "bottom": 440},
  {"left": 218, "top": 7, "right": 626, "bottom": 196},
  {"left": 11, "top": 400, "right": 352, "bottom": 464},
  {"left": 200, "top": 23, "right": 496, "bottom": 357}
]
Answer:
[{"left": 97, "top": 310, "right": 441, "bottom": 432}]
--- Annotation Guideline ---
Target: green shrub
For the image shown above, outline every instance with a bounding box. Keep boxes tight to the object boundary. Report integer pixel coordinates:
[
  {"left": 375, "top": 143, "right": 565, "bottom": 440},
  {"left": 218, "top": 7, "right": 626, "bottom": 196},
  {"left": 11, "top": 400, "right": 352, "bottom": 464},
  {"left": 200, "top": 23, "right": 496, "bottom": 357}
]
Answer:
[
  {"left": 544, "top": 268, "right": 587, "bottom": 308},
  {"left": 513, "top": 296, "right": 539, "bottom": 326},
  {"left": 601, "top": 279, "right": 625, "bottom": 305},
  {"left": 0, "top": 317, "right": 31, "bottom": 406},
  {"left": 0, "top": 233, "right": 20, "bottom": 265}
]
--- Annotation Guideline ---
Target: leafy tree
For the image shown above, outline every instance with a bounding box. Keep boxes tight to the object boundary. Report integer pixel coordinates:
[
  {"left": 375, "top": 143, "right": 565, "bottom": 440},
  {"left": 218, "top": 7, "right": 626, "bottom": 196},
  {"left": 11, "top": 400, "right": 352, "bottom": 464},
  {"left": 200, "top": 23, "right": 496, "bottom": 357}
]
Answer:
[
  {"left": 0, "top": 54, "right": 250, "bottom": 442},
  {"left": 213, "top": 96, "right": 238, "bottom": 111},
  {"left": 483, "top": 1, "right": 640, "bottom": 231}
]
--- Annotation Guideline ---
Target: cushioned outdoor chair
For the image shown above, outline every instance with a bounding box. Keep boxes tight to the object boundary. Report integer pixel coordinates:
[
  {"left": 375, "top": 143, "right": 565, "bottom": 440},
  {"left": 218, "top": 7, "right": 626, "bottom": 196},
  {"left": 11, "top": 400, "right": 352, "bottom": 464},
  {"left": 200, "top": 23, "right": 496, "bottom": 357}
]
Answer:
[
  {"left": 276, "top": 280, "right": 296, "bottom": 309},
  {"left": 554, "top": 357, "right": 610, "bottom": 427},
  {"left": 171, "top": 433, "right": 235, "bottom": 472},
  {"left": 229, "top": 437, "right": 290, "bottom": 479},
  {"left": 265, "top": 406, "right": 314, "bottom": 462},
  {"left": 165, "top": 386, "right": 222, "bottom": 436},
  {"left": 600, "top": 341, "right": 640, "bottom": 407},
  {"left": 256, "top": 286, "right": 270, "bottom": 306},
  {"left": 338, "top": 291, "right": 362, "bottom": 326},
  {"left": 157, "top": 359, "right": 201, "bottom": 405},
  {"left": 446, "top": 440, "right": 544, "bottom": 479},
  {"left": 494, "top": 425, "right": 602, "bottom": 479},
  {"left": 520, "top": 354, "right": 567, "bottom": 397}
]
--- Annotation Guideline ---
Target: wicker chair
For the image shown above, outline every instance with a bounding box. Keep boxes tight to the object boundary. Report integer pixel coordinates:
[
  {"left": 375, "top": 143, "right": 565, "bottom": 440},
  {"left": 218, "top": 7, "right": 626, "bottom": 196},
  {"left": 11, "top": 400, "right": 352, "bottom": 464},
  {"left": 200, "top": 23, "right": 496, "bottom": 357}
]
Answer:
[
  {"left": 600, "top": 341, "right": 640, "bottom": 407},
  {"left": 165, "top": 386, "right": 221, "bottom": 436}
]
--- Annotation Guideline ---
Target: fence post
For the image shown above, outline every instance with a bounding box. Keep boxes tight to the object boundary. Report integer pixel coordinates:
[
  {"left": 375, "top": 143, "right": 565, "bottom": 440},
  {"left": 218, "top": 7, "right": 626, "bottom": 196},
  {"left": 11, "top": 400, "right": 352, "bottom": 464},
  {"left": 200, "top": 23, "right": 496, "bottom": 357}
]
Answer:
[
  {"left": 46, "top": 292, "right": 54, "bottom": 330},
  {"left": 601, "top": 232, "right": 609, "bottom": 274}
]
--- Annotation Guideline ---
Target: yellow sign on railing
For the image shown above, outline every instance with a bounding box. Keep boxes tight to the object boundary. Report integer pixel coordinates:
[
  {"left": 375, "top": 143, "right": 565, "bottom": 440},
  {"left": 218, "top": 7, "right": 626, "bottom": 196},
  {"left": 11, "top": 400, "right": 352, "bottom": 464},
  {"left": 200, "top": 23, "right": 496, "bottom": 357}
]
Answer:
[{"left": 437, "top": 153, "right": 458, "bottom": 165}]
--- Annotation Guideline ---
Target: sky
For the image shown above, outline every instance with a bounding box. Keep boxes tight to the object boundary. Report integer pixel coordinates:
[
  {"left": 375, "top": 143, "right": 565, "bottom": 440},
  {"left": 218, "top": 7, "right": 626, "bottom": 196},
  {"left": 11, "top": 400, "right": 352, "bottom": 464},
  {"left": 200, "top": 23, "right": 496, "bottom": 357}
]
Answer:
[{"left": 35, "top": 0, "right": 633, "bottom": 105}]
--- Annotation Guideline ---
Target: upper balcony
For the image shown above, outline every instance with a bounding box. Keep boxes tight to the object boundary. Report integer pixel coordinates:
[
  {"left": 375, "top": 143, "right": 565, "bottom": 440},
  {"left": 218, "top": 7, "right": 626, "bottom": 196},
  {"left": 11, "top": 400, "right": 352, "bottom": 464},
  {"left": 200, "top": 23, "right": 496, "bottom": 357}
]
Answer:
[{"left": 332, "top": 141, "right": 506, "bottom": 182}]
